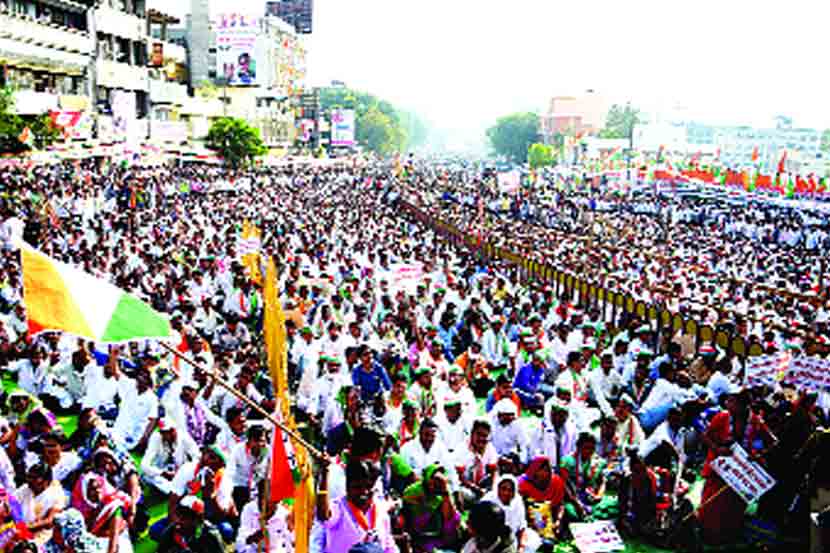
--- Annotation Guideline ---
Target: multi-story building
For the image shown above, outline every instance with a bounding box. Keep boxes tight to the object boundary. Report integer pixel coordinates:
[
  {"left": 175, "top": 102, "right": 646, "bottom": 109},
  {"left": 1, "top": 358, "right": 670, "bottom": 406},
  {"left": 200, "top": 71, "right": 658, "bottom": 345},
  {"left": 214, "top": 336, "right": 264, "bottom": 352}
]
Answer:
[
  {"left": 0, "top": 0, "right": 96, "bottom": 138},
  {"left": 540, "top": 90, "right": 608, "bottom": 143},
  {"left": 91, "top": 0, "right": 150, "bottom": 143},
  {"left": 182, "top": 0, "right": 307, "bottom": 148},
  {"left": 712, "top": 126, "right": 821, "bottom": 172},
  {"left": 146, "top": 8, "right": 188, "bottom": 144}
]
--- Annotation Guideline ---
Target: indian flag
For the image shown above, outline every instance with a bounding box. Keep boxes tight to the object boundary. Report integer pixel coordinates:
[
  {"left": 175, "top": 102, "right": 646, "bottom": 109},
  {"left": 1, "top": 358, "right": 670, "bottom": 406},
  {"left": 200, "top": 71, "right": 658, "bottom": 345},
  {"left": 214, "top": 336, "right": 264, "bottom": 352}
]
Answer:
[{"left": 20, "top": 243, "right": 172, "bottom": 343}]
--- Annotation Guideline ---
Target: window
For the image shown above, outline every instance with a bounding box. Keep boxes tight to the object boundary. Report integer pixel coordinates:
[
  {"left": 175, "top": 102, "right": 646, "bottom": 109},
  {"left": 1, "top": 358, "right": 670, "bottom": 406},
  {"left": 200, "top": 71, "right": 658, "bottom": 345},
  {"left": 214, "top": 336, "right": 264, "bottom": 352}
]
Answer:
[
  {"left": 135, "top": 90, "right": 147, "bottom": 118},
  {"left": 133, "top": 41, "right": 146, "bottom": 66}
]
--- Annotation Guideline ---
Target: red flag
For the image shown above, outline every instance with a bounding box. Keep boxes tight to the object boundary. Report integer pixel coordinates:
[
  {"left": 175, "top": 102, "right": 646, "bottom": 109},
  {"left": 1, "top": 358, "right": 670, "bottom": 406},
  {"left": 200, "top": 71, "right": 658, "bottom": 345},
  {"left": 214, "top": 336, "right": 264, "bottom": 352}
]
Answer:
[
  {"left": 269, "top": 425, "right": 296, "bottom": 503},
  {"left": 751, "top": 147, "right": 759, "bottom": 163},
  {"left": 777, "top": 151, "right": 787, "bottom": 174}
]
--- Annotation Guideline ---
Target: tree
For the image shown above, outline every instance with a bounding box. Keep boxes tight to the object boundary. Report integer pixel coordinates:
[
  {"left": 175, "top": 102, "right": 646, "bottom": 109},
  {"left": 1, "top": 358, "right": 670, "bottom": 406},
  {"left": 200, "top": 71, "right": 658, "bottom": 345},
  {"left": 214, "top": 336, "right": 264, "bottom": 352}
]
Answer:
[
  {"left": 821, "top": 129, "right": 830, "bottom": 153},
  {"left": 527, "top": 143, "right": 555, "bottom": 169},
  {"left": 599, "top": 102, "right": 640, "bottom": 139},
  {"left": 0, "top": 87, "right": 60, "bottom": 153},
  {"left": 318, "top": 87, "right": 426, "bottom": 155},
  {"left": 206, "top": 117, "right": 267, "bottom": 168},
  {"left": 486, "top": 112, "right": 539, "bottom": 162},
  {"left": 357, "top": 106, "right": 403, "bottom": 156}
]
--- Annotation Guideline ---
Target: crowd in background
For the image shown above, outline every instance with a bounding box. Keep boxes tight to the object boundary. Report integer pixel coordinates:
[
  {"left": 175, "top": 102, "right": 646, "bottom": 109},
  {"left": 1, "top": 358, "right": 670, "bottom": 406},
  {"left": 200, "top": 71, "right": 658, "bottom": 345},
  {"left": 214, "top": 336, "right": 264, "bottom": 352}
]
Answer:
[{"left": 0, "top": 157, "right": 825, "bottom": 553}]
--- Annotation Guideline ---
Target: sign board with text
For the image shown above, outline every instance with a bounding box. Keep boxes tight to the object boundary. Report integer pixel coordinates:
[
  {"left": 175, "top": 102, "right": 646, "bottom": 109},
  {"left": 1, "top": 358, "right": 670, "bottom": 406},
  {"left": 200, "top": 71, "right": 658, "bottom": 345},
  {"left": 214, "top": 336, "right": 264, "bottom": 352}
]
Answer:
[{"left": 711, "top": 444, "right": 776, "bottom": 504}]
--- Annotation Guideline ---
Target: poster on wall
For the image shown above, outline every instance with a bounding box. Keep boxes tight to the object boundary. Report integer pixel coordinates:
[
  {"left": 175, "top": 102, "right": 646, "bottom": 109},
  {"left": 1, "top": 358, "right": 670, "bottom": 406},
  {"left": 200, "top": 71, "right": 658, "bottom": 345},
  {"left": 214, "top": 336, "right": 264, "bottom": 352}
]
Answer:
[
  {"left": 215, "top": 13, "right": 260, "bottom": 86},
  {"left": 111, "top": 90, "right": 135, "bottom": 140},
  {"left": 330, "top": 108, "right": 355, "bottom": 146}
]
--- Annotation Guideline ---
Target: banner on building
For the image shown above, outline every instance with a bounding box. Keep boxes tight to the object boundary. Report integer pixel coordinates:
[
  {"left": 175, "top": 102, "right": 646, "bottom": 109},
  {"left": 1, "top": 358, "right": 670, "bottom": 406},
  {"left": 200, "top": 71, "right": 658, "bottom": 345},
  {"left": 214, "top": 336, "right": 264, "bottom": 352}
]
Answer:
[
  {"left": 711, "top": 444, "right": 776, "bottom": 504},
  {"left": 111, "top": 90, "right": 136, "bottom": 140},
  {"left": 215, "top": 13, "right": 260, "bottom": 86},
  {"left": 569, "top": 521, "right": 624, "bottom": 553},
  {"left": 330, "top": 108, "right": 355, "bottom": 146}
]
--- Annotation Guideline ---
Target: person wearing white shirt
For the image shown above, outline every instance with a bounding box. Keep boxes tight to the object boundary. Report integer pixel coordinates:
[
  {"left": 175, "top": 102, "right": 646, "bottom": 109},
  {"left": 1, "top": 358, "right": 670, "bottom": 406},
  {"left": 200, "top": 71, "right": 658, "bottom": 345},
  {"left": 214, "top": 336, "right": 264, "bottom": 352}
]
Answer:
[
  {"left": 236, "top": 494, "right": 293, "bottom": 553},
  {"left": 81, "top": 356, "right": 131, "bottom": 420},
  {"left": 112, "top": 371, "right": 158, "bottom": 451},
  {"left": 481, "top": 318, "right": 511, "bottom": 368},
  {"left": 293, "top": 328, "right": 321, "bottom": 400},
  {"left": 140, "top": 419, "right": 200, "bottom": 495},
  {"left": 305, "top": 357, "right": 350, "bottom": 420},
  {"left": 399, "top": 419, "right": 457, "bottom": 486},
  {"left": 490, "top": 399, "right": 530, "bottom": 465},
  {"left": 530, "top": 397, "right": 577, "bottom": 472},
  {"left": 435, "top": 400, "right": 471, "bottom": 457},
  {"left": 227, "top": 425, "right": 270, "bottom": 513},
  {"left": 639, "top": 405, "right": 687, "bottom": 467},
  {"left": 587, "top": 352, "right": 622, "bottom": 416},
  {"left": 638, "top": 366, "right": 693, "bottom": 432}
]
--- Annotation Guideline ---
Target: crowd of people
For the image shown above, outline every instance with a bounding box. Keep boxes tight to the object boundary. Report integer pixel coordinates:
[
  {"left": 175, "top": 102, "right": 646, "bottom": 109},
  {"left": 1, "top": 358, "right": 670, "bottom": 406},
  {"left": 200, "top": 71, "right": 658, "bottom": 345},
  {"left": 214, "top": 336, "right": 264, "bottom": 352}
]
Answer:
[{"left": 0, "top": 156, "right": 826, "bottom": 553}]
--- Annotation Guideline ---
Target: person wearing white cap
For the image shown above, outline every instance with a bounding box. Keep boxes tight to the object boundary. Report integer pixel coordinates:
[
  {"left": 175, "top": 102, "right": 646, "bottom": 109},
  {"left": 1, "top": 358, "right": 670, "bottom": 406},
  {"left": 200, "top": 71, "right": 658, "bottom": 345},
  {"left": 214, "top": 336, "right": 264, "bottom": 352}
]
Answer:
[
  {"left": 490, "top": 398, "right": 530, "bottom": 465},
  {"left": 140, "top": 417, "right": 200, "bottom": 495}
]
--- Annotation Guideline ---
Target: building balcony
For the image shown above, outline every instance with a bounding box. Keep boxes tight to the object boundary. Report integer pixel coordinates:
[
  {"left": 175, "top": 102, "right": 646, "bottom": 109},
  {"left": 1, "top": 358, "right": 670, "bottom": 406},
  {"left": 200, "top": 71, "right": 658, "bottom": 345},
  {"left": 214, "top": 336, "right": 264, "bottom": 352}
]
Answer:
[
  {"left": 94, "top": 6, "right": 145, "bottom": 41},
  {"left": 96, "top": 59, "right": 149, "bottom": 91},
  {"left": 0, "top": 12, "right": 93, "bottom": 54},
  {"left": 149, "top": 78, "right": 187, "bottom": 104},
  {"left": 0, "top": 37, "right": 89, "bottom": 74}
]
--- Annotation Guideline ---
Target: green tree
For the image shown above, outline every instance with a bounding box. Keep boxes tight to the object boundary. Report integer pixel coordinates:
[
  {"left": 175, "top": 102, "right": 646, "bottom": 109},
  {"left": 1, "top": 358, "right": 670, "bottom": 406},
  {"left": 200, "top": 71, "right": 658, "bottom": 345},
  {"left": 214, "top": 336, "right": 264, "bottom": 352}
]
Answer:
[
  {"left": 599, "top": 102, "right": 640, "bottom": 139},
  {"left": 206, "top": 117, "right": 267, "bottom": 168},
  {"left": 821, "top": 129, "right": 830, "bottom": 153},
  {"left": 486, "top": 112, "right": 539, "bottom": 162},
  {"left": 527, "top": 143, "right": 555, "bottom": 169},
  {"left": 0, "top": 86, "right": 60, "bottom": 153},
  {"left": 357, "top": 106, "right": 403, "bottom": 156},
  {"left": 318, "top": 87, "right": 426, "bottom": 155}
]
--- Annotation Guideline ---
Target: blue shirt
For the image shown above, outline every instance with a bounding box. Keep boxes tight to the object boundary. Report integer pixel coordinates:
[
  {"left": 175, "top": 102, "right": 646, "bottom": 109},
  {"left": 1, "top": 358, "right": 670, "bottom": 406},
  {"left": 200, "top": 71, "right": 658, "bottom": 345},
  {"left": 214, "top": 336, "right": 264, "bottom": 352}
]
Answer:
[
  {"left": 351, "top": 362, "right": 392, "bottom": 402},
  {"left": 513, "top": 362, "right": 545, "bottom": 403}
]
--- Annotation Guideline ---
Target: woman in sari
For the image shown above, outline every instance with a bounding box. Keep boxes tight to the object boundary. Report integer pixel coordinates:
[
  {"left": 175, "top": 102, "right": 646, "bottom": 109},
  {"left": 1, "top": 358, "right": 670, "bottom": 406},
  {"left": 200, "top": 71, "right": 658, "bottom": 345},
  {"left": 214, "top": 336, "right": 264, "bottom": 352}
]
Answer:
[
  {"left": 517, "top": 457, "right": 565, "bottom": 545},
  {"left": 698, "top": 387, "right": 750, "bottom": 545},
  {"left": 483, "top": 474, "right": 532, "bottom": 552},
  {"left": 15, "top": 463, "right": 66, "bottom": 546},
  {"left": 402, "top": 464, "right": 461, "bottom": 553},
  {"left": 560, "top": 432, "right": 617, "bottom": 522},
  {"left": 43, "top": 508, "right": 108, "bottom": 553},
  {"left": 70, "top": 473, "right": 132, "bottom": 553}
]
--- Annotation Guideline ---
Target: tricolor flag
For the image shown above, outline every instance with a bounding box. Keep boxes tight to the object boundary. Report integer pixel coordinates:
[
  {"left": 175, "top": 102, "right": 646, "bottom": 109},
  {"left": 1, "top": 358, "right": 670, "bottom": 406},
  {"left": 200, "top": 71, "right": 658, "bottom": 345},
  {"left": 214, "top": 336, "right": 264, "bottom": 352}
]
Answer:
[{"left": 20, "top": 243, "right": 171, "bottom": 342}]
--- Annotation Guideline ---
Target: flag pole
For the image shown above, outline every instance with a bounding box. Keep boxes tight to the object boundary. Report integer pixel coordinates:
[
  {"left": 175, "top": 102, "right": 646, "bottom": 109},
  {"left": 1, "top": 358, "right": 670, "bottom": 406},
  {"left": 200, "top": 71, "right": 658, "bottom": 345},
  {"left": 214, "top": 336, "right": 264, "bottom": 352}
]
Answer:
[{"left": 159, "top": 342, "right": 325, "bottom": 461}]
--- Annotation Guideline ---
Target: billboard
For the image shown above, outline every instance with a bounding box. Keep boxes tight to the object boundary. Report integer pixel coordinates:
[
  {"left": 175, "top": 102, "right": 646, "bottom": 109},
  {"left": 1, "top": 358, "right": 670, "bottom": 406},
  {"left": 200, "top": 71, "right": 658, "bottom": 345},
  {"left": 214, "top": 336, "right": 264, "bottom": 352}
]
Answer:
[
  {"left": 330, "top": 108, "right": 355, "bottom": 147},
  {"left": 215, "top": 13, "right": 260, "bottom": 86},
  {"left": 111, "top": 90, "right": 135, "bottom": 141}
]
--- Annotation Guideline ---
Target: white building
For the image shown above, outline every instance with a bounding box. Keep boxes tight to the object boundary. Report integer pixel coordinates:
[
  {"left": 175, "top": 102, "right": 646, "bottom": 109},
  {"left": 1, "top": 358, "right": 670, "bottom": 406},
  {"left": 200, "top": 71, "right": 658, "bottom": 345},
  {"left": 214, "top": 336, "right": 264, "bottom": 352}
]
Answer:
[{"left": 0, "top": 0, "right": 96, "bottom": 138}]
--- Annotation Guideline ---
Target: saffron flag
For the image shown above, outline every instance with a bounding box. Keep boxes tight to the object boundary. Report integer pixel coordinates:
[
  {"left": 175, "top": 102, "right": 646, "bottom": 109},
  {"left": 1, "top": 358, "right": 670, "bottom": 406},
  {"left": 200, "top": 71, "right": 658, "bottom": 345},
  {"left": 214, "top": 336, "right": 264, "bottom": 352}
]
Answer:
[
  {"left": 18, "top": 127, "right": 32, "bottom": 147},
  {"left": 777, "top": 151, "right": 787, "bottom": 174},
  {"left": 20, "top": 243, "right": 171, "bottom": 342},
  {"left": 263, "top": 257, "right": 288, "bottom": 415},
  {"left": 751, "top": 147, "right": 759, "bottom": 163}
]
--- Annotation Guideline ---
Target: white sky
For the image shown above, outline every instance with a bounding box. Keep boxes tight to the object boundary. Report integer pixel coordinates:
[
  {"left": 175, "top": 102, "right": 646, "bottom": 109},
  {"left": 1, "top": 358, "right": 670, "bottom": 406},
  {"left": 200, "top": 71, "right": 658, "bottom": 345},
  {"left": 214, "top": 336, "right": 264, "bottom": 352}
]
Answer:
[{"left": 167, "top": 0, "right": 830, "bottom": 132}]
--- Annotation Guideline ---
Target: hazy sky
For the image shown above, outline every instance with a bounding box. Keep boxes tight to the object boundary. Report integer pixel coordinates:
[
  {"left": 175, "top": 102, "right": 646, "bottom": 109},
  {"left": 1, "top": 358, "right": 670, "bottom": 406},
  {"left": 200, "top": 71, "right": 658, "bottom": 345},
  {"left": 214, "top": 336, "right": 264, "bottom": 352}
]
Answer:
[{"left": 303, "top": 0, "right": 830, "bottom": 130}]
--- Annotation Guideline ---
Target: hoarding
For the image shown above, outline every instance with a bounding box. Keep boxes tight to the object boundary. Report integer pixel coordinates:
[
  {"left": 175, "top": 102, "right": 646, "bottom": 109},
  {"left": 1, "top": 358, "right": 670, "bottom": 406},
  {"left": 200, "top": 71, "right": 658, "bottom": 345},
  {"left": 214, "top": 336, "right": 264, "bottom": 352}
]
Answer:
[
  {"left": 215, "top": 13, "right": 260, "bottom": 86},
  {"left": 330, "top": 108, "right": 355, "bottom": 147},
  {"left": 111, "top": 90, "right": 136, "bottom": 140}
]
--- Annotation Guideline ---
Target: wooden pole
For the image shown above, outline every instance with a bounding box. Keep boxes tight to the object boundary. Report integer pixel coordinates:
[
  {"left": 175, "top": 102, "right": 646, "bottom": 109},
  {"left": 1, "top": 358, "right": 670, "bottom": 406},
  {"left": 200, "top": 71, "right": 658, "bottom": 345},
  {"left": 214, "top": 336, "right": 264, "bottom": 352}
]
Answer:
[{"left": 159, "top": 342, "right": 325, "bottom": 461}]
